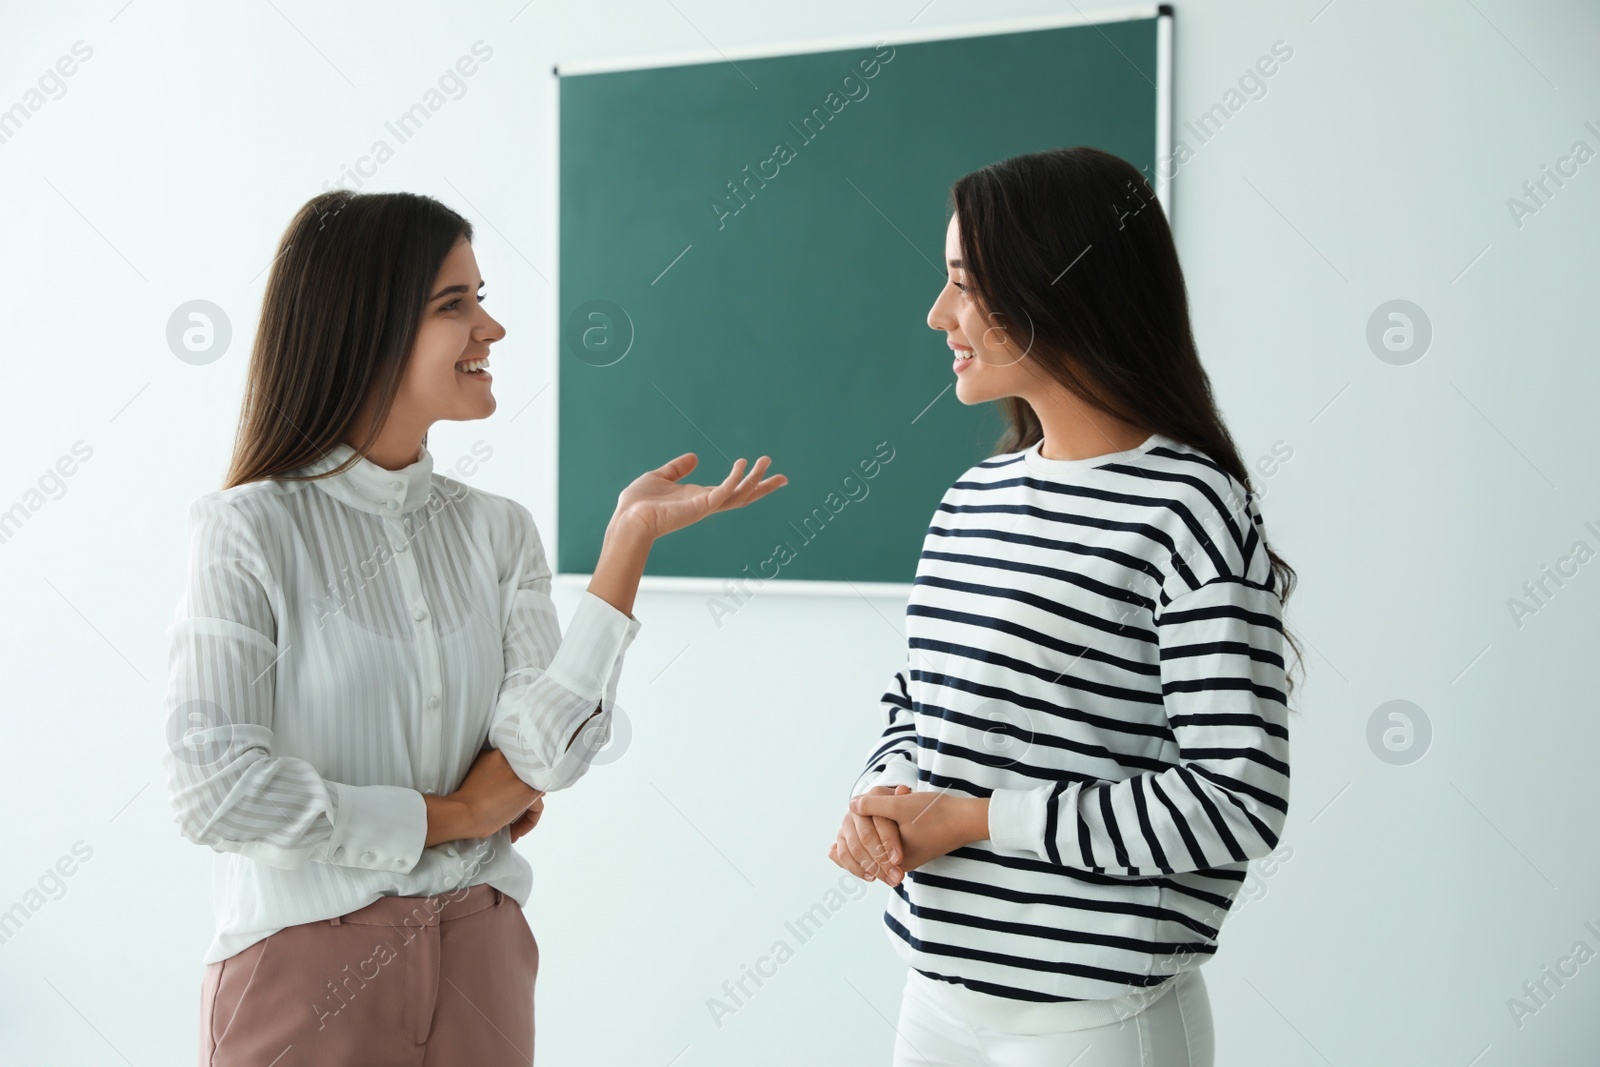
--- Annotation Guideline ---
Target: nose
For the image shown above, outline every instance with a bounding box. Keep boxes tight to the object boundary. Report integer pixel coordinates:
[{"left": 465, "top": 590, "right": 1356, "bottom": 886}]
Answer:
[
  {"left": 928, "top": 286, "right": 956, "bottom": 334},
  {"left": 478, "top": 309, "right": 506, "bottom": 343}
]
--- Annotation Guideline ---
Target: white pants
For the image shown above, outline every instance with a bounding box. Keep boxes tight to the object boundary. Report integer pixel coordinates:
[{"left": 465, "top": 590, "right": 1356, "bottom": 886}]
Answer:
[{"left": 890, "top": 969, "right": 1214, "bottom": 1067}]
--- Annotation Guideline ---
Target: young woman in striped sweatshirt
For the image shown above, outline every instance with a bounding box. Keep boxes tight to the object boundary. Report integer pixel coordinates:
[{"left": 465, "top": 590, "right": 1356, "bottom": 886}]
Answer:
[{"left": 829, "top": 146, "right": 1301, "bottom": 1067}]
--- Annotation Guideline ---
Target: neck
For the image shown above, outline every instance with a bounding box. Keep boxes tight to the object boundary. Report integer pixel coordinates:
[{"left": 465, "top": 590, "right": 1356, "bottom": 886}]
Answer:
[
  {"left": 1029, "top": 383, "right": 1150, "bottom": 461},
  {"left": 346, "top": 416, "right": 426, "bottom": 471}
]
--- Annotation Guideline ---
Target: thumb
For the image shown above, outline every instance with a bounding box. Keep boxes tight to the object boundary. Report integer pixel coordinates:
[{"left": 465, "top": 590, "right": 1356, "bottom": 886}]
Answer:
[
  {"left": 654, "top": 452, "right": 698, "bottom": 480},
  {"left": 851, "top": 794, "right": 888, "bottom": 817},
  {"left": 893, "top": 785, "right": 911, "bottom": 795}
]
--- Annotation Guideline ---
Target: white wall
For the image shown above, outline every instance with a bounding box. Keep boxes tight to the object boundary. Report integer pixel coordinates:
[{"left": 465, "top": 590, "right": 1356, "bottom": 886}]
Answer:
[{"left": 2, "top": 0, "right": 1597, "bottom": 1063}]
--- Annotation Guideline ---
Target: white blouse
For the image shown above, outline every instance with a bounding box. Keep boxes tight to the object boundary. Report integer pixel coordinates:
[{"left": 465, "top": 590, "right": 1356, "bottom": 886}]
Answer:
[{"left": 160, "top": 442, "right": 640, "bottom": 964}]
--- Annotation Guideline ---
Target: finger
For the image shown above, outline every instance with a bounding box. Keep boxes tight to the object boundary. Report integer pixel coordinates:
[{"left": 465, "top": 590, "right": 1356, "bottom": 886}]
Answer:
[
  {"left": 872, "top": 816, "right": 904, "bottom": 883},
  {"left": 851, "top": 795, "right": 897, "bottom": 819},
  {"left": 834, "top": 832, "right": 870, "bottom": 880},
  {"left": 734, "top": 456, "right": 770, "bottom": 495},
  {"left": 844, "top": 831, "right": 870, "bottom": 883},
  {"left": 842, "top": 825, "right": 880, "bottom": 880},
  {"left": 655, "top": 453, "right": 698, "bottom": 480},
  {"left": 855, "top": 813, "right": 903, "bottom": 885},
  {"left": 741, "top": 475, "right": 789, "bottom": 505},
  {"left": 733, "top": 458, "right": 786, "bottom": 507},
  {"left": 703, "top": 460, "right": 751, "bottom": 513},
  {"left": 870, "top": 815, "right": 903, "bottom": 866},
  {"left": 852, "top": 811, "right": 893, "bottom": 866},
  {"left": 717, "top": 458, "right": 748, "bottom": 497}
]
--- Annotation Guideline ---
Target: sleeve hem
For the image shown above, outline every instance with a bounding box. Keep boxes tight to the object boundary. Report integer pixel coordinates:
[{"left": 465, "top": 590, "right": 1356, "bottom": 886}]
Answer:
[
  {"left": 535, "top": 702, "right": 612, "bottom": 793},
  {"left": 987, "top": 786, "right": 1046, "bottom": 854},
  {"left": 543, "top": 592, "right": 641, "bottom": 703},
  {"left": 852, "top": 757, "right": 920, "bottom": 797},
  {"left": 325, "top": 783, "right": 428, "bottom": 873}
]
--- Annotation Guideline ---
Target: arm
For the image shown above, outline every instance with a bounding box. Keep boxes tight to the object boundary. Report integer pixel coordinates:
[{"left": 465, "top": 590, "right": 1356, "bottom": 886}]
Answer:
[
  {"left": 830, "top": 650, "right": 921, "bottom": 886},
  {"left": 848, "top": 649, "right": 922, "bottom": 798},
  {"left": 160, "top": 496, "right": 427, "bottom": 873},
  {"left": 486, "top": 504, "right": 646, "bottom": 794},
  {"left": 985, "top": 576, "right": 1291, "bottom": 875}
]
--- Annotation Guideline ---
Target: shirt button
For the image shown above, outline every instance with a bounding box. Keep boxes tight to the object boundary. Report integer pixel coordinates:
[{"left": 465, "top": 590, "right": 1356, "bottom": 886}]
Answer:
[
  {"left": 385, "top": 499, "right": 399, "bottom": 511},
  {"left": 362, "top": 850, "right": 375, "bottom": 863},
  {"left": 389, "top": 480, "right": 404, "bottom": 491},
  {"left": 427, "top": 695, "right": 440, "bottom": 709},
  {"left": 413, "top": 606, "right": 428, "bottom": 622}
]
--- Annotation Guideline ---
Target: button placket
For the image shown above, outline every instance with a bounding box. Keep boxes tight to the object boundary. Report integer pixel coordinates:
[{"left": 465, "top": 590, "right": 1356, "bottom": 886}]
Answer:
[{"left": 388, "top": 514, "right": 445, "bottom": 792}]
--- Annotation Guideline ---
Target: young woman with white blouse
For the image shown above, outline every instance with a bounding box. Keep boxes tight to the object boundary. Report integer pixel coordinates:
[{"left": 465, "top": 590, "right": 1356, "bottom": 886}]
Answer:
[
  {"left": 829, "top": 147, "right": 1302, "bottom": 1067},
  {"left": 162, "top": 190, "right": 786, "bottom": 1065}
]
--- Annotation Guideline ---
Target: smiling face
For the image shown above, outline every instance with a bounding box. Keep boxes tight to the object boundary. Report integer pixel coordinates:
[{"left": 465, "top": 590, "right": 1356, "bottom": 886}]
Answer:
[
  {"left": 390, "top": 235, "right": 505, "bottom": 427},
  {"left": 927, "top": 213, "right": 1038, "bottom": 405}
]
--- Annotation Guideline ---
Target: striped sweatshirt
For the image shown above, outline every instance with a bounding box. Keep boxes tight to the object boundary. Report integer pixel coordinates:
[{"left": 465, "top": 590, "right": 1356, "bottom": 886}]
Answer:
[{"left": 852, "top": 431, "right": 1290, "bottom": 1016}]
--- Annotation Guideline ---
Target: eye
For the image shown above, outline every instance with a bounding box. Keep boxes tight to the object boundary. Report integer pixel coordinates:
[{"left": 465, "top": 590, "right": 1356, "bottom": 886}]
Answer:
[
  {"left": 951, "top": 279, "right": 969, "bottom": 294},
  {"left": 439, "top": 291, "right": 486, "bottom": 313}
]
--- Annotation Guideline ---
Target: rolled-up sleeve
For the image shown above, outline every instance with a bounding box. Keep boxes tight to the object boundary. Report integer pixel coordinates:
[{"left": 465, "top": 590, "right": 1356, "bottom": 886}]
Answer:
[
  {"left": 160, "top": 495, "right": 428, "bottom": 873},
  {"left": 487, "top": 501, "right": 642, "bottom": 793}
]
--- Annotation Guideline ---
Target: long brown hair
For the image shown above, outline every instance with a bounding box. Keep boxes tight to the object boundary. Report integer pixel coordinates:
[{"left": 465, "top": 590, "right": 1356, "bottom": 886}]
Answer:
[
  {"left": 224, "top": 190, "right": 473, "bottom": 489},
  {"left": 950, "top": 146, "right": 1303, "bottom": 700}
]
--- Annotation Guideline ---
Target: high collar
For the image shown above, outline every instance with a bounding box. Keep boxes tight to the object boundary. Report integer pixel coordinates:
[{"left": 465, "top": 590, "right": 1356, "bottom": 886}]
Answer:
[{"left": 296, "top": 442, "right": 436, "bottom": 516}]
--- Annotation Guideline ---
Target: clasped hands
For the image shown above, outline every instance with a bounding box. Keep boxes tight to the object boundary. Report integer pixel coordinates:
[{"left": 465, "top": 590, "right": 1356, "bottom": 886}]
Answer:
[{"left": 828, "top": 785, "right": 991, "bottom": 888}]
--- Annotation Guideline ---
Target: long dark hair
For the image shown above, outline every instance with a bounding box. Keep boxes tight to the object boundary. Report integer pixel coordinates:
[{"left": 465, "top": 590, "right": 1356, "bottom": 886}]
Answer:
[
  {"left": 224, "top": 190, "right": 473, "bottom": 489},
  {"left": 951, "top": 146, "right": 1303, "bottom": 700}
]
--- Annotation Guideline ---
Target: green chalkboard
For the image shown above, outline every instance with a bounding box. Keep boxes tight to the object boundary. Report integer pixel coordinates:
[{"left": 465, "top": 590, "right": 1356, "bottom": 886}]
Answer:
[{"left": 557, "top": 11, "right": 1165, "bottom": 585}]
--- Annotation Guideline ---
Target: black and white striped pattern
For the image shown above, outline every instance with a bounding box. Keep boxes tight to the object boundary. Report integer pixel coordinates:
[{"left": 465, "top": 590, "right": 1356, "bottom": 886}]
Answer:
[
  {"left": 852, "top": 433, "right": 1290, "bottom": 1007},
  {"left": 161, "top": 442, "right": 640, "bottom": 964}
]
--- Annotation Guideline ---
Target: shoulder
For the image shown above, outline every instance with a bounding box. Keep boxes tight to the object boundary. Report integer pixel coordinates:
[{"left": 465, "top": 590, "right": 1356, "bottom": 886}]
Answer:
[
  {"left": 184, "top": 480, "right": 292, "bottom": 543},
  {"left": 944, "top": 446, "right": 1030, "bottom": 498},
  {"left": 428, "top": 475, "right": 546, "bottom": 571},
  {"left": 1138, "top": 437, "right": 1276, "bottom": 599},
  {"left": 179, "top": 484, "right": 290, "bottom": 592},
  {"left": 430, "top": 474, "right": 534, "bottom": 531}
]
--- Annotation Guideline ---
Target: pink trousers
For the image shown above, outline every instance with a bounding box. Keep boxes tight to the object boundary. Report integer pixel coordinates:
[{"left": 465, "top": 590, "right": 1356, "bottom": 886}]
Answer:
[{"left": 198, "top": 883, "right": 537, "bottom": 1066}]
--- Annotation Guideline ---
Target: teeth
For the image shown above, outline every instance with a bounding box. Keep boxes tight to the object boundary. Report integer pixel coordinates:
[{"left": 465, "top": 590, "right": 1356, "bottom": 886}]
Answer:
[
  {"left": 952, "top": 350, "right": 974, "bottom": 359},
  {"left": 457, "top": 358, "right": 489, "bottom": 373}
]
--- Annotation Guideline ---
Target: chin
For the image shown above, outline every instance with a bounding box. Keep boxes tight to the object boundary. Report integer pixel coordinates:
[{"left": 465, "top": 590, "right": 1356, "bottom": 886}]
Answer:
[{"left": 954, "top": 378, "right": 990, "bottom": 406}]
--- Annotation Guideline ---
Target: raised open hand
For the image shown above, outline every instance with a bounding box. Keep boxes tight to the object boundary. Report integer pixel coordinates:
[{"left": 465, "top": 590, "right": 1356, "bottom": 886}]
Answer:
[{"left": 616, "top": 453, "right": 787, "bottom": 540}]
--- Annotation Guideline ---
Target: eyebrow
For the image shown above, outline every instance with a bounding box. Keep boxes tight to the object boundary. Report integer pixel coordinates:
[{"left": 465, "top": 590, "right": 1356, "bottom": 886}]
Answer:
[
  {"left": 947, "top": 259, "right": 963, "bottom": 268},
  {"left": 429, "top": 280, "right": 486, "bottom": 302}
]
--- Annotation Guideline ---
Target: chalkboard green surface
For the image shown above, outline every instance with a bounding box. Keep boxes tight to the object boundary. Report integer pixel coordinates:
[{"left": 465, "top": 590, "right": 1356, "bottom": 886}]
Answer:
[{"left": 557, "top": 12, "right": 1164, "bottom": 585}]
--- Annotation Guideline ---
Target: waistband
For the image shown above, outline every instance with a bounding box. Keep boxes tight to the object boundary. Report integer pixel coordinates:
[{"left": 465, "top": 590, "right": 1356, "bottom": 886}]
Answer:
[
  {"left": 905, "top": 966, "right": 1187, "bottom": 1035},
  {"left": 327, "top": 882, "right": 505, "bottom": 928}
]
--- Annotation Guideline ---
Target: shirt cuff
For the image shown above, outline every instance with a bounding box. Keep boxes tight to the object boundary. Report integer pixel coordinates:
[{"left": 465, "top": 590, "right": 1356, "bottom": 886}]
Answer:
[
  {"left": 325, "top": 782, "right": 428, "bottom": 873},
  {"left": 852, "top": 757, "right": 921, "bottom": 797},
  {"left": 543, "top": 591, "right": 642, "bottom": 704},
  {"left": 987, "top": 786, "right": 1051, "bottom": 854}
]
